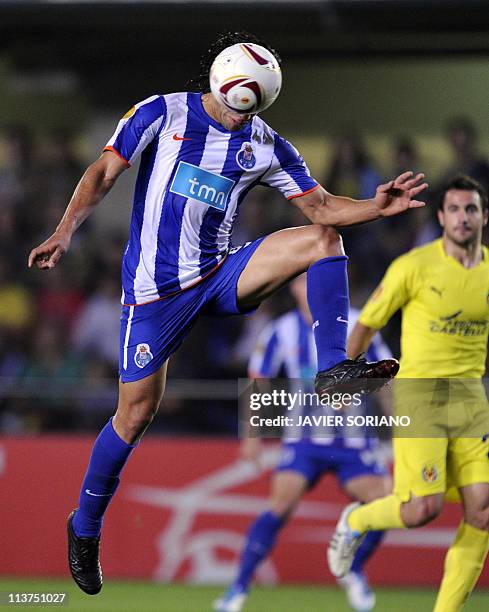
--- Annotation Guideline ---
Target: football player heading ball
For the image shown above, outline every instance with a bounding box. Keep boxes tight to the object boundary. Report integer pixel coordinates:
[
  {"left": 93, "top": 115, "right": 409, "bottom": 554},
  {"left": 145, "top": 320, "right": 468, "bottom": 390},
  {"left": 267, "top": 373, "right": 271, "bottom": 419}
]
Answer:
[{"left": 28, "top": 31, "right": 427, "bottom": 595}]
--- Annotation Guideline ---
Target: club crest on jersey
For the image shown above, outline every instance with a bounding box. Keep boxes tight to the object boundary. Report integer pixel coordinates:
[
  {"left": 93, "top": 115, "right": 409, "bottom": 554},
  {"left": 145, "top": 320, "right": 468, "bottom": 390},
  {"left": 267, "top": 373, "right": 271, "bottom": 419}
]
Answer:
[
  {"left": 236, "top": 142, "right": 256, "bottom": 170},
  {"left": 422, "top": 465, "right": 438, "bottom": 482},
  {"left": 134, "top": 343, "right": 153, "bottom": 369}
]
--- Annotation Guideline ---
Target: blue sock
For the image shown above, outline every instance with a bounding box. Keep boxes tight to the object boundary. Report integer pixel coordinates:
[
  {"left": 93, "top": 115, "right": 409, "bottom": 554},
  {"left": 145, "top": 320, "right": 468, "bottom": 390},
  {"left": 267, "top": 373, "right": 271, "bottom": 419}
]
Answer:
[
  {"left": 307, "top": 255, "right": 349, "bottom": 372},
  {"left": 72, "top": 418, "right": 136, "bottom": 538},
  {"left": 235, "top": 511, "right": 284, "bottom": 591},
  {"left": 351, "top": 530, "right": 385, "bottom": 574}
]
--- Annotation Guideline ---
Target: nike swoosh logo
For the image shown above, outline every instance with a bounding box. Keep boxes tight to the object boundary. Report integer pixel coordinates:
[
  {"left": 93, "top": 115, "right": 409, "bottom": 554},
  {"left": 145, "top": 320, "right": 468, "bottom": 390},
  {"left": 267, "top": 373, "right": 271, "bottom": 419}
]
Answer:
[
  {"left": 85, "top": 489, "right": 112, "bottom": 497},
  {"left": 173, "top": 133, "right": 193, "bottom": 141},
  {"left": 336, "top": 316, "right": 348, "bottom": 323}
]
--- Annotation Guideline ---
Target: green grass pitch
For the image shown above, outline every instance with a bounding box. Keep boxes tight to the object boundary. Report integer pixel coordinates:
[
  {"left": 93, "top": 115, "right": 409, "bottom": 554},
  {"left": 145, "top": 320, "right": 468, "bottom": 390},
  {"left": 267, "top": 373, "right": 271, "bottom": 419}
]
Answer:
[{"left": 0, "top": 579, "right": 487, "bottom": 611}]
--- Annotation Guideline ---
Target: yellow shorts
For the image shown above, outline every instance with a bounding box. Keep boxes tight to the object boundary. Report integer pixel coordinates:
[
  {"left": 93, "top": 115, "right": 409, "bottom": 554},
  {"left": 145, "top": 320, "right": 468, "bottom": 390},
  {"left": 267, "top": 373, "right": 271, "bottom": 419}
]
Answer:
[
  {"left": 393, "top": 436, "right": 489, "bottom": 501},
  {"left": 391, "top": 378, "right": 489, "bottom": 500}
]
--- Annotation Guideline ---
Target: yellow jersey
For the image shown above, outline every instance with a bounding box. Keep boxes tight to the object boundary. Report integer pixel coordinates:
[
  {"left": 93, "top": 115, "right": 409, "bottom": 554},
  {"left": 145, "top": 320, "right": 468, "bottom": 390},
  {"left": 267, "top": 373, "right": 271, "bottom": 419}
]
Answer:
[{"left": 359, "top": 239, "right": 489, "bottom": 378}]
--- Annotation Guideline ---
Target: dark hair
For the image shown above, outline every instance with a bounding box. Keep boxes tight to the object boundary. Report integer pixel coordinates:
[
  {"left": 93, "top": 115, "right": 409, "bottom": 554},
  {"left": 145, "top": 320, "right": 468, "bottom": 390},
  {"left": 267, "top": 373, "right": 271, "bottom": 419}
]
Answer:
[
  {"left": 188, "top": 31, "right": 281, "bottom": 93},
  {"left": 394, "top": 136, "right": 417, "bottom": 161},
  {"left": 438, "top": 174, "right": 488, "bottom": 211},
  {"left": 446, "top": 116, "right": 476, "bottom": 140}
]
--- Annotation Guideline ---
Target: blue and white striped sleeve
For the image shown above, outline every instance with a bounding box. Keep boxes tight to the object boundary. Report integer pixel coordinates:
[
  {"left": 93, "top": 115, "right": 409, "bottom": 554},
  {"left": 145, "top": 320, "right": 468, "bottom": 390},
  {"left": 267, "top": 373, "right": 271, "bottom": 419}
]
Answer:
[
  {"left": 261, "top": 133, "right": 319, "bottom": 200},
  {"left": 104, "top": 95, "right": 167, "bottom": 166},
  {"left": 248, "top": 323, "right": 284, "bottom": 378}
]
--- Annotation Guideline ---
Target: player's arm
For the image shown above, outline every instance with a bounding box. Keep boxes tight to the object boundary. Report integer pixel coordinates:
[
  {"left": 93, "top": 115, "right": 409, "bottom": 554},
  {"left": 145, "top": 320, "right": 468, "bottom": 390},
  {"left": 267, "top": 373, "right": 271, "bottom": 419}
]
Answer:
[
  {"left": 28, "top": 151, "right": 128, "bottom": 270},
  {"left": 292, "top": 172, "right": 427, "bottom": 227},
  {"left": 347, "top": 322, "right": 377, "bottom": 359},
  {"left": 348, "top": 254, "right": 413, "bottom": 361},
  {"left": 363, "top": 332, "right": 394, "bottom": 416},
  {"left": 346, "top": 320, "right": 395, "bottom": 414},
  {"left": 29, "top": 95, "right": 166, "bottom": 270}
]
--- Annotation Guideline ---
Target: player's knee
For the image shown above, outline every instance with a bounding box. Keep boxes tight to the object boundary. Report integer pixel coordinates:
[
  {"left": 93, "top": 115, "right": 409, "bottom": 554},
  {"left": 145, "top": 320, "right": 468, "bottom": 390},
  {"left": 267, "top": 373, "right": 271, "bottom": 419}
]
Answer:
[
  {"left": 116, "top": 398, "right": 159, "bottom": 440},
  {"left": 269, "top": 495, "right": 296, "bottom": 519},
  {"left": 403, "top": 495, "right": 443, "bottom": 528},
  {"left": 309, "top": 225, "right": 344, "bottom": 262},
  {"left": 465, "top": 507, "right": 489, "bottom": 532}
]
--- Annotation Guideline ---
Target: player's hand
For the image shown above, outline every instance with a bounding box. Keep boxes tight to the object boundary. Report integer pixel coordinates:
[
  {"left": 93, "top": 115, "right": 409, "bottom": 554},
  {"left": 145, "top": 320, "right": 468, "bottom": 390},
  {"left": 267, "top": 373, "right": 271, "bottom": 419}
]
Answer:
[
  {"left": 374, "top": 171, "right": 428, "bottom": 217},
  {"left": 28, "top": 231, "right": 71, "bottom": 270},
  {"left": 240, "top": 437, "right": 263, "bottom": 467}
]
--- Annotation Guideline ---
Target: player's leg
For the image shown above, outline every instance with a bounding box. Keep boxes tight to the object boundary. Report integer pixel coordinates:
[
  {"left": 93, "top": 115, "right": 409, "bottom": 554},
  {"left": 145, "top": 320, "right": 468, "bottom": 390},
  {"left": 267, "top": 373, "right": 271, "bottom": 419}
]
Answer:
[
  {"left": 348, "top": 383, "right": 450, "bottom": 533},
  {"left": 344, "top": 473, "right": 390, "bottom": 569},
  {"left": 434, "top": 434, "right": 489, "bottom": 612},
  {"left": 433, "top": 483, "right": 489, "bottom": 612},
  {"left": 67, "top": 364, "right": 167, "bottom": 594},
  {"left": 234, "top": 470, "right": 308, "bottom": 589},
  {"left": 237, "top": 224, "right": 343, "bottom": 308},
  {"left": 72, "top": 364, "right": 167, "bottom": 534},
  {"left": 350, "top": 435, "right": 446, "bottom": 530},
  {"left": 68, "top": 288, "right": 205, "bottom": 594},
  {"left": 331, "top": 452, "right": 390, "bottom": 612},
  {"left": 236, "top": 225, "right": 398, "bottom": 393},
  {"left": 336, "top": 474, "right": 391, "bottom": 612},
  {"left": 348, "top": 435, "right": 446, "bottom": 532},
  {"left": 112, "top": 366, "right": 168, "bottom": 443},
  {"left": 328, "top": 437, "right": 447, "bottom": 578},
  {"left": 343, "top": 473, "right": 392, "bottom": 503},
  {"left": 214, "top": 470, "right": 308, "bottom": 611},
  {"left": 238, "top": 225, "right": 349, "bottom": 370}
]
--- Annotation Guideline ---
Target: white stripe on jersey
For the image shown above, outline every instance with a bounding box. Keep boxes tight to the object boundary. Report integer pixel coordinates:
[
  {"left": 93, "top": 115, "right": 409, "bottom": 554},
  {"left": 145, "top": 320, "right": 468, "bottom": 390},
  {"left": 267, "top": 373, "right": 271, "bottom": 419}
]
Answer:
[
  {"left": 123, "top": 306, "right": 135, "bottom": 370},
  {"left": 281, "top": 313, "right": 305, "bottom": 377},
  {"left": 133, "top": 107, "right": 188, "bottom": 302},
  {"left": 177, "top": 125, "right": 230, "bottom": 287}
]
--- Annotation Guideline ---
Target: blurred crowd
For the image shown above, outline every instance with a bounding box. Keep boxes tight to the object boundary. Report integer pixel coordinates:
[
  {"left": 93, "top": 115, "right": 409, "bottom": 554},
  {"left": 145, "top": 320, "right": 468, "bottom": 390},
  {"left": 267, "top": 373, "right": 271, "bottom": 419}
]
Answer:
[{"left": 1, "top": 117, "right": 489, "bottom": 434}]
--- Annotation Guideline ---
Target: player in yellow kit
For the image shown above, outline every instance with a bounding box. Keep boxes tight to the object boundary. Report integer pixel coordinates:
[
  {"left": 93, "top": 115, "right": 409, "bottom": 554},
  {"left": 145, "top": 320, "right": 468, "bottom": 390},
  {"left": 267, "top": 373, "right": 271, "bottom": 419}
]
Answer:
[{"left": 328, "top": 175, "right": 489, "bottom": 612}]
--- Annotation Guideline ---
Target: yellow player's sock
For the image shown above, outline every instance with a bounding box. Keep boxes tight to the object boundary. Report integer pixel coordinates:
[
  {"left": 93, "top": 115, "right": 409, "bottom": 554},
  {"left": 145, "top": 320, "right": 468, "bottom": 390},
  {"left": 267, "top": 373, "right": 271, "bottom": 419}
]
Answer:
[
  {"left": 348, "top": 495, "right": 405, "bottom": 534},
  {"left": 433, "top": 521, "right": 489, "bottom": 612}
]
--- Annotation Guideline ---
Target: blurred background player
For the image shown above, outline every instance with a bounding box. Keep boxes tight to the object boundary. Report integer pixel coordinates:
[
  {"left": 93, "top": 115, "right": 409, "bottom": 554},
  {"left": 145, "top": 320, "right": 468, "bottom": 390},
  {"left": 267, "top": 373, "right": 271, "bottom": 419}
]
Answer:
[
  {"left": 215, "top": 274, "right": 392, "bottom": 612},
  {"left": 28, "top": 31, "right": 425, "bottom": 596},
  {"left": 441, "top": 117, "right": 489, "bottom": 195},
  {"left": 328, "top": 175, "right": 489, "bottom": 612}
]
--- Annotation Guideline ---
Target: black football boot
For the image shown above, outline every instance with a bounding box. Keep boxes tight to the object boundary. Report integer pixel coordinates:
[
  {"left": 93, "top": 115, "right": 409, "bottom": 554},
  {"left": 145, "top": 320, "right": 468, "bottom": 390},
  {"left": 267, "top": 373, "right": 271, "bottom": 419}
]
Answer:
[
  {"left": 67, "top": 510, "right": 102, "bottom": 595},
  {"left": 315, "top": 355, "right": 399, "bottom": 397}
]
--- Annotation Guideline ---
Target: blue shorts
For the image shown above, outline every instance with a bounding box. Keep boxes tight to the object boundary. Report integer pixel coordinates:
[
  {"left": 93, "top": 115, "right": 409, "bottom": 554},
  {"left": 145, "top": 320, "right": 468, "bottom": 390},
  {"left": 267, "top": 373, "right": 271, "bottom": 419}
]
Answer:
[
  {"left": 276, "top": 440, "right": 387, "bottom": 488},
  {"left": 119, "top": 238, "right": 264, "bottom": 382}
]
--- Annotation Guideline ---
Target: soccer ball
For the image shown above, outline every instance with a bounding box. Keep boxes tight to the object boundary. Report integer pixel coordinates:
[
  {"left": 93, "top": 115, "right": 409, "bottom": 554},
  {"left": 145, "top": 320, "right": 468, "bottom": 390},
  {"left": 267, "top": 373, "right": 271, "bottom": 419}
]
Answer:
[{"left": 209, "top": 42, "right": 282, "bottom": 114}]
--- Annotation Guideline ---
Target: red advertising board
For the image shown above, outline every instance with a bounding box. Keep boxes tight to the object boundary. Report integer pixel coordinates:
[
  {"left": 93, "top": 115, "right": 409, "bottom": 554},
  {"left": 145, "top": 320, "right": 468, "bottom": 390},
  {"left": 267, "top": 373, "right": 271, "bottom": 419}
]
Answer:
[{"left": 1, "top": 436, "right": 488, "bottom": 586}]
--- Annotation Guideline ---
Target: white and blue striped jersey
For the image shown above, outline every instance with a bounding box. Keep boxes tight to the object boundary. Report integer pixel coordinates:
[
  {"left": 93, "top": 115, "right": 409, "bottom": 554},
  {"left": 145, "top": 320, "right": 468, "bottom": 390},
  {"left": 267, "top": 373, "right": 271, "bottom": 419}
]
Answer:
[
  {"left": 248, "top": 307, "right": 392, "bottom": 445},
  {"left": 105, "top": 92, "right": 319, "bottom": 305}
]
